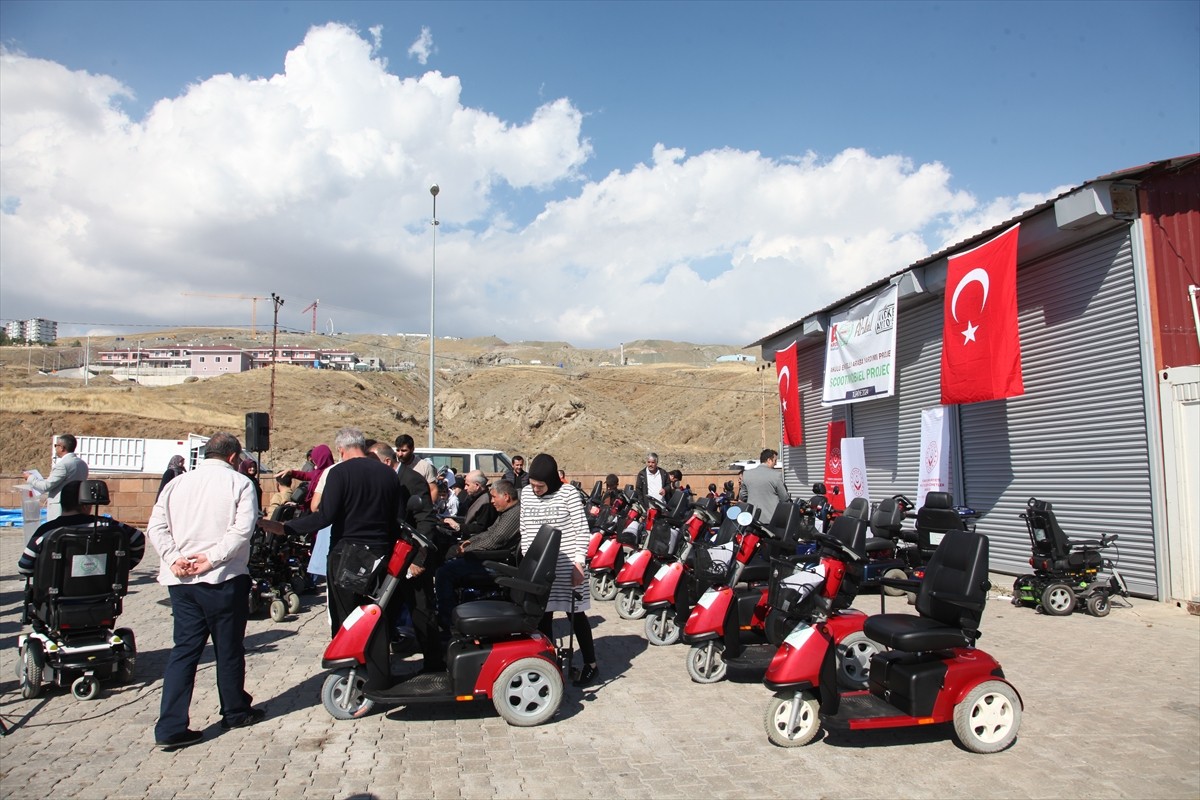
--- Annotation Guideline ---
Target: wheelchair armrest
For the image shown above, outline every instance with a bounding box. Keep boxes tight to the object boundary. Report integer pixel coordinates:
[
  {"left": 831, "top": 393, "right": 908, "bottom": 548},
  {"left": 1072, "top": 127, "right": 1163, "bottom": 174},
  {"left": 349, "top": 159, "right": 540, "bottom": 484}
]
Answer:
[
  {"left": 465, "top": 549, "right": 517, "bottom": 564},
  {"left": 928, "top": 589, "right": 987, "bottom": 611},
  {"left": 495, "top": 575, "right": 550, "bottom": 594}
]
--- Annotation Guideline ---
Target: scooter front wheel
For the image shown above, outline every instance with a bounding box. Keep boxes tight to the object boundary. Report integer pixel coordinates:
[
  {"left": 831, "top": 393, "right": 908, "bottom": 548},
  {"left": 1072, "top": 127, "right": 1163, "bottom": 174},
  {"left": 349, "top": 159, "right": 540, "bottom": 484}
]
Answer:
[
  {"left": 590, "top": 573, "right": 618, "bottom": 601},
  {"left": 321, "top": 669, "right": 375, "bottom": 720},
  {"left": 615, "top": 587, "right": 646, "bottom": 620},
  {"left": 764, "top": 690, "right": 821, "bottom": 747},
  {"left": 644, "top": 609, "right": 681, "bottom": 646},
  {"left": 953, "top": 680, "right": 1021, "bottom": 753},
  {"left": 686, "top": 640, "right": 727, "bottom": 684}
]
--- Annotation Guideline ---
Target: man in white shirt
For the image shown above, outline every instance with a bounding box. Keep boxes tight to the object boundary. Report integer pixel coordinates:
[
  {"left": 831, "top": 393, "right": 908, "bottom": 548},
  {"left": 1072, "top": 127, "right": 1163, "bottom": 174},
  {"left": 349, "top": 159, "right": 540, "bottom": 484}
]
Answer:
[
  {"left": 24, "top": 433, "right": 89, "bottom": 521},
  {"left": 635, "top": 452, "right": 666, "bottom": 500},
  {"left": 147, "top": 431, "right": 263, "bottom": 749}
]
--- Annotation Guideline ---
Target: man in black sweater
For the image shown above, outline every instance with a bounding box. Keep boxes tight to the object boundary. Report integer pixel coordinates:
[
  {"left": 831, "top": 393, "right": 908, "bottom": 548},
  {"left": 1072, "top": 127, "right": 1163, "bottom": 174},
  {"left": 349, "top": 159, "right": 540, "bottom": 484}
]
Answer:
[{"left": 265, "top": 428, "right": 438, "bottom": 689}]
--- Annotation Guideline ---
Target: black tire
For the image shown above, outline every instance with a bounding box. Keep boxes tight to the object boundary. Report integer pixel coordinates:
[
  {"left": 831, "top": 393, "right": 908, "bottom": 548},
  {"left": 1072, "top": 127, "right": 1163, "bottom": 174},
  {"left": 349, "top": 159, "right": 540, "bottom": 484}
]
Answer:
[
  {"left": 953, "top": 681, "right": 1021, "bottom": 753},
  {"left": 21, "top": 640, "right": 44, "bottom": 700},
  {"left": 115, "top": 628, "right": 137, "bottom": 684},
  {"left": 1086, "top": 593, "right": 1111, "bottom": 617},
  {"left": 764, "top": 691, "right": 821, "bottom": 747},
  {"left": 1041, "top": 582, "right": 1076, "bottom": 616},
  {"left": 492, "top": 657, "right": 563, "bottom": 727},
  {"left": 321, "top": 670, "right": 375, "bottom": 720},
  {"left": 686, "top": 640, "right": 727, "bottom": 684}
]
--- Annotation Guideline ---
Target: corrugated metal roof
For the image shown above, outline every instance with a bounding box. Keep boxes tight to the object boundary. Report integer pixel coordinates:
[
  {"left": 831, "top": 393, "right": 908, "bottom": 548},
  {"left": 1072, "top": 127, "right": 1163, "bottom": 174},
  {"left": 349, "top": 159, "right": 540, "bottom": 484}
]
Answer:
[{"left": 748, "top": 153, "right": 1200, "bottom": 348}]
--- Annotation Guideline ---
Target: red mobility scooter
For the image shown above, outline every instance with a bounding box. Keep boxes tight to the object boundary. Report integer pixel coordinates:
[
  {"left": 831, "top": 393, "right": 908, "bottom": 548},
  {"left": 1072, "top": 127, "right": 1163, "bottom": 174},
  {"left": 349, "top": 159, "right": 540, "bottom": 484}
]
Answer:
[
  {"left": 321, "top": 524, "right": 566, "bottom": 727},
  {"left": 763, "top": 527, "right": 1022, "bottom": 753}
]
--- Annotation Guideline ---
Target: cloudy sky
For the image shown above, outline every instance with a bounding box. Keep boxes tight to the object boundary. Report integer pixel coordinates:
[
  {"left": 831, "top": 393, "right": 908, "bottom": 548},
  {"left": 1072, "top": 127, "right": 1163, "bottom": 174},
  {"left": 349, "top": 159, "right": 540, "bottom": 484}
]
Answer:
[{"left": 1, "top": 0, "right": 1197, "bottom": 347}]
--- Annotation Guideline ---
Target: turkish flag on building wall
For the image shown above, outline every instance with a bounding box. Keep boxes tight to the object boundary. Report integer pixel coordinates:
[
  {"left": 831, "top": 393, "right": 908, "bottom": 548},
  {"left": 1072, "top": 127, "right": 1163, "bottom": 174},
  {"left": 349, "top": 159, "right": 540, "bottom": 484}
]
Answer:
[
  {"left": 941, "top": 224, "right": 1025, "bottom": 404},
  {"left": 775, "top": 341, "right": 803, "bottom": 446},
  {"left": 823, "top": 420, "right": 847, "bottom": 511}
]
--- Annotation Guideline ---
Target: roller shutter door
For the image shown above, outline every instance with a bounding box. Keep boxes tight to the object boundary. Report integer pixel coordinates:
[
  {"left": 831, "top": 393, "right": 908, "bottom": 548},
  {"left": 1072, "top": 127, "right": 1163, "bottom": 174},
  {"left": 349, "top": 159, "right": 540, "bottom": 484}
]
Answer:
[
  {"left": 848, "top": 299, "right": 945, "bottom": 501},
  {"left": 959, "top": 228, "right": 1157, "bottom": 596}
]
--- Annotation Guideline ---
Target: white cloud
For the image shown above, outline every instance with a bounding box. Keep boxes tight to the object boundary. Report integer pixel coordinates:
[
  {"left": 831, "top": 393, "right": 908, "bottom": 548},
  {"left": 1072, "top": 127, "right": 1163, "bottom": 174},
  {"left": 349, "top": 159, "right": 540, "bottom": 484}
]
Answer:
[
  {"left": 0, "top": 23, "right": 1050, "bottom": 347},
  {"left": 408, "top": 26, "right": 434, "bottom": 65}
]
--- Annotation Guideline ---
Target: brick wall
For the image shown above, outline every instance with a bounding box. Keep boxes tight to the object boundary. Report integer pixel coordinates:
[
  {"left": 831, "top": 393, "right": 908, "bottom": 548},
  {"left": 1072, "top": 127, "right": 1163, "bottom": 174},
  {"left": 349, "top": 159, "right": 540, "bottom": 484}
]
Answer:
[{"left": 1, "top": 473, "right": 162, "bottom": 528}]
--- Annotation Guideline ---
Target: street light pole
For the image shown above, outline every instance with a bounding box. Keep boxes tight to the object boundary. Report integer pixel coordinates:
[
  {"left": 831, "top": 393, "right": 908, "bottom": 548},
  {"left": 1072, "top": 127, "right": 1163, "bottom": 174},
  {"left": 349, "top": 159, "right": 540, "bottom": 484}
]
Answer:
[{"left": 428, "top": 184, "right": 440, "bottom": 448}]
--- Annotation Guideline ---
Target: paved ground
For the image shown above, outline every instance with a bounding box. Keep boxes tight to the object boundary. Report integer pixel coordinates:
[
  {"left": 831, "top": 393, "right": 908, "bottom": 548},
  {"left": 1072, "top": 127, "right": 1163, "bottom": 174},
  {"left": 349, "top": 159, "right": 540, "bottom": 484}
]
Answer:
[{"left": 0, "top": 529, "right": 1197, "bottom": 800}]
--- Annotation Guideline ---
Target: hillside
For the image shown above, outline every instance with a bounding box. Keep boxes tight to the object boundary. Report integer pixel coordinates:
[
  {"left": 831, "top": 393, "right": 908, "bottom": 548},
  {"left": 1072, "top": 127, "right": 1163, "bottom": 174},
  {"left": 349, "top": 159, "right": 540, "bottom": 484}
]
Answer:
[{"left": 0, "top": 333, "right": 779, "bottom": 477}]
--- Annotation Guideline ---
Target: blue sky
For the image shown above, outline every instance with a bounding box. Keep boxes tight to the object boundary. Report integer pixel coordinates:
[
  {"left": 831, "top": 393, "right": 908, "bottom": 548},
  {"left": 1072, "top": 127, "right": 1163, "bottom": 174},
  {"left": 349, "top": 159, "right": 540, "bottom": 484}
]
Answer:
[{"left": 1, "top": 0, "right": 1197, "bottom": 345}]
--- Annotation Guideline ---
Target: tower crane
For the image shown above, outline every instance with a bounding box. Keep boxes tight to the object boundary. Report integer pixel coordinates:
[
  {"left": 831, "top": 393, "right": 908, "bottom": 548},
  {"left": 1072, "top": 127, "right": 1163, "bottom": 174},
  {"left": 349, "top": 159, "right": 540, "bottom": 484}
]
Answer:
[
  {"left": 180, "top": 292, "right": 266, "bottom": 337},
  {"left": 301, "top": 300, "right": 320, "bottom": 335}
]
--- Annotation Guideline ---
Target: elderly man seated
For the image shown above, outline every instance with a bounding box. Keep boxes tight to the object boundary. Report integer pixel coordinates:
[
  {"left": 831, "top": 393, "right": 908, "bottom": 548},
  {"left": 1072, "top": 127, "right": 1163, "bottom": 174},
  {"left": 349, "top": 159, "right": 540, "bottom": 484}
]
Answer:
[{"left": 434, "top": 479, "right": 521, "bottom": 630}]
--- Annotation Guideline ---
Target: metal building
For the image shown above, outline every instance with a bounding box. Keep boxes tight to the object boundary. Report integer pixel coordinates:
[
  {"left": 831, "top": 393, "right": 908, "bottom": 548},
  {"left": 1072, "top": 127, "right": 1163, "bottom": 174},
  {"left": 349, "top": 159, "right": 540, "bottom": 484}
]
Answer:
[{"left": 753, "top": 155, "right": 1200, "bottom": 605}]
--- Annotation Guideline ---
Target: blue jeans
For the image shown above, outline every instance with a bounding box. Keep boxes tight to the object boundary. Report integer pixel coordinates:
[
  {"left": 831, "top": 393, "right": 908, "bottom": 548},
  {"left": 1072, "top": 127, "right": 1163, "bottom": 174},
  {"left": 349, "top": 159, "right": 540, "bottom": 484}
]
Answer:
[{"left": 156, "top": 575, "right": 253, "bottom": 740}]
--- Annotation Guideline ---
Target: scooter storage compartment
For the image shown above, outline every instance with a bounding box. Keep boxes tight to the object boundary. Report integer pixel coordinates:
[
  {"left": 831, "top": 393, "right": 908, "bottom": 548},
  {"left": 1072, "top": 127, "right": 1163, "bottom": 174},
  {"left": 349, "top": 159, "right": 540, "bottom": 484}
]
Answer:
[{"left": 869, "top": 651, "right": 947, "bottom": 718}]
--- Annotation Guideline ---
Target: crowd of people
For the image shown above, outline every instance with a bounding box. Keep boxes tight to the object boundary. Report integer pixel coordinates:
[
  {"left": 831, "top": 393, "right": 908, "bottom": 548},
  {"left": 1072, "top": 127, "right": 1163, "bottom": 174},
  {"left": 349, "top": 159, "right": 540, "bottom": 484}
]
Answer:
[{"left": 18, "top": 430, "right": 778, "bottom": 751}]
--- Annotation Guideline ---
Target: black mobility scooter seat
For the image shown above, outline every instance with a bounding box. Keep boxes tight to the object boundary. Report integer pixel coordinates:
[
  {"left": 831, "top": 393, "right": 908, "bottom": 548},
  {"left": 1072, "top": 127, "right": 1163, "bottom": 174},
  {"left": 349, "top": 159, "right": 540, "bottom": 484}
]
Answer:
[
  {"left": 450, "top": 524, "right": 560, "bottom": 639},
  {"left": 864, "top": 527, "right": 990, "bottom": 652}
]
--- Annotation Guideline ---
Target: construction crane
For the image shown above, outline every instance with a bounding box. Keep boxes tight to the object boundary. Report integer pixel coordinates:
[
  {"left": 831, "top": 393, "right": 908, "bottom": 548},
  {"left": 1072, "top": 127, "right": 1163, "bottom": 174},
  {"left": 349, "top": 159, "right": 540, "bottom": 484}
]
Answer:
[
  {"left": 301, "top": 300, "right": 320, "bottom": 335},
  {"left": 180, "top": 292, "right": 266, "bottom": 337}
]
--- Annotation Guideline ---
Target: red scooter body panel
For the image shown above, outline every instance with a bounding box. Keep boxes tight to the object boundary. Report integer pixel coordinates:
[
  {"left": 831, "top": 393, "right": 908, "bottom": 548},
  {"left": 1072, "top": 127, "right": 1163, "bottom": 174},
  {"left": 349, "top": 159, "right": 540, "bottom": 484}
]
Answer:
[
  {"left": 471, "top": 634, "right": 558, "bottom": 696},
  {"left": 323, "top": 603, "right": 385, "bottom": 666},
  {"left": 763, "top": 610, "right": 868, "bottom": 687},
  {"left": 684, "top": 586, "right": 732, "bottom": 638},
  {"left": 586, "top": 531, "right": 604, "bottom": 561},
  {"left": 643, "top": 561, "right": 682, "bottom": 607},
  {"left": 590, "top": 535, "right": 623, "bottom": 572},
  {"left": 617, "top": 547, "right": 652, "bottom": 587}
]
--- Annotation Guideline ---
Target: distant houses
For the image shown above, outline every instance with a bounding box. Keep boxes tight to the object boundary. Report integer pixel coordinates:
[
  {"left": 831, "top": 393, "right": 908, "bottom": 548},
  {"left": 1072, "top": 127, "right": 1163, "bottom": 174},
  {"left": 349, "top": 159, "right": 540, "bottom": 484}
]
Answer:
[{"left": 97, "top": 345, "right": 362, "bottom": 379}]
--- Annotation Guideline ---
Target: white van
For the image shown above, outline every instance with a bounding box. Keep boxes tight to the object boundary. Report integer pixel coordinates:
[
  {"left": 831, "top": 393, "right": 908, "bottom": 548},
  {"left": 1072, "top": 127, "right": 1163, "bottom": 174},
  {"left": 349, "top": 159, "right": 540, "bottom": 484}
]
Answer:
[{"left": 414, "top": 448, "right": 514, "bottom": 480}]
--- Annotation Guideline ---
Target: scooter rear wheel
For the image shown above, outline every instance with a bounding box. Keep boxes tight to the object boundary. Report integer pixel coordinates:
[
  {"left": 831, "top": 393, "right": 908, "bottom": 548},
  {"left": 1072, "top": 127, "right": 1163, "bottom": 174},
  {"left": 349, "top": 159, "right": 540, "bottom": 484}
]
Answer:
[
  {"left": 492, "top": 657, "right": 563, "bottom": 727},
  {"left": 764, "top": 690, "right": 820, "bottom": 747},
  {"left": 686, "top": 641, "right": 727, "bottom": 684},
  {"left": 835, "top": 631, "right": 883, "bottom": 690},
  {"left": 881, "top": 568, "right": 908, "bottom": 597},
  {"left": 644, "top": 609, "right": 681, "bottom": 646},
  {"left": 321, "top": 669, "right": 375, "bottom": 720},
  {"left": 615, "top": 587, "right": 646, "bottom": 620},
  {"left": 953, "top": 680, "right": 1021, "bottom": 753}
]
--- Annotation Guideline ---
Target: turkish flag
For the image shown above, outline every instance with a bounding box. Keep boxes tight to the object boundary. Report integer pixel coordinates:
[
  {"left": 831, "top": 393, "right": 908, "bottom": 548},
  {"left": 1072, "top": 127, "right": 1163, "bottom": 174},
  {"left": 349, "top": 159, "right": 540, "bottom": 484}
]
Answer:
[
  {"left": 940, "top": 224, "right": 1025, "bottom": 404},
  {"left": 775, "top": 341, "right": 803, "bottom": 446}
]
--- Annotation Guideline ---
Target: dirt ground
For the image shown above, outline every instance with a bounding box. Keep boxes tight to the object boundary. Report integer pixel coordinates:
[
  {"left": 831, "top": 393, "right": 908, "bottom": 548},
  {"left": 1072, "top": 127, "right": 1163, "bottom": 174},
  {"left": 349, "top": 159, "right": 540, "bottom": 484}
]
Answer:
[{"left": 0, "top": 332, "right": 780, "bottom": 478}]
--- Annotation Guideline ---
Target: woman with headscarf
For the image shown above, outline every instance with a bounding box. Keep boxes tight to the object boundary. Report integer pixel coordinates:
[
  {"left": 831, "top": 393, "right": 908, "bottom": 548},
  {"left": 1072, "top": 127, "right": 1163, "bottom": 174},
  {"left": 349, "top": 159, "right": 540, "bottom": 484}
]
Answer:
[
  {"left": 276, "top": 444, "right": 334, "bottom": 513},
  {"left": 238, "top": 458, "right": 263, "bottom": 510},
  {"left": 157, "top": 455, "right": 186, "bottom": 499},
  {"left": 519, "top": 453, "right": 598, "bottom": 686}
]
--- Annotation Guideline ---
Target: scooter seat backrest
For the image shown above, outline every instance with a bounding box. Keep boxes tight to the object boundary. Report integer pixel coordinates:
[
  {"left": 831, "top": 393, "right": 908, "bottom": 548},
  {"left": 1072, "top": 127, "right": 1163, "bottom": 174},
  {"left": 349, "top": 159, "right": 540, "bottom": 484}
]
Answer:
[
  {"left": 843, "top": 497, "right": 870, "bottom": 522},
  {"left": 915, "top": 528, "right": 989, "bottom": 633},
  {"left": 503, "top": 524, "right": 561, "bottom": 619},
  {"left": 916, "top": 492, "right": 965, "bottom": 548},
  {"left": 825, "top": 513, "right": 869, "bottom": 611},
  {"left": 664, "top": 489, "right": 690, "bottom": 521},
  {"left": 765, "top": 502, "right": 802, "bottom": 544},
  {"left": 28, "top": 521, "right": 130, "bottom": 631},
  {"left": 870, "top": 497, "right": 904, "bottom": 540},
  {"left": 711, "top": 503, "right": 754, "bottom": 547}
]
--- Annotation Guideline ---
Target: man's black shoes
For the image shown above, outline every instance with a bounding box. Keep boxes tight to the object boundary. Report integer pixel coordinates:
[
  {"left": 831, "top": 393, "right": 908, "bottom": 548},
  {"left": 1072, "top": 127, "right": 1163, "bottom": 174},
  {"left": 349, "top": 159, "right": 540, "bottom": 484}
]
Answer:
[
  {"left": 156, "top": 730, "right": 203, "bottom": 749},
  {"left": 220, "top": 707, "right": 266, "bottom": 730}
]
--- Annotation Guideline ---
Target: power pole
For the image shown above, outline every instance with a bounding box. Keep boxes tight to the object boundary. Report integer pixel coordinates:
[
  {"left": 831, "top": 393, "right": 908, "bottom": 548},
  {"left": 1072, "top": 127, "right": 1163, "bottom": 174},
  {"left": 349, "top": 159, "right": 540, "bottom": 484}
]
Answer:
[{"left": 269, "top": 293, "right": 284, "bottom": 433}]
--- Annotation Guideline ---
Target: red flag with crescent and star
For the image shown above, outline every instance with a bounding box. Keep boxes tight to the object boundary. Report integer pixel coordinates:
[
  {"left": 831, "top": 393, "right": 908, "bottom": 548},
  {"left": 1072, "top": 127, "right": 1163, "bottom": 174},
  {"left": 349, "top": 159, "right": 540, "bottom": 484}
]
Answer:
[
  {"left": 940, "top": 224, "right": 1025, "bottom": 405},
  {"left": 775, "top": 341, "right": 802, "bottom": 446}
]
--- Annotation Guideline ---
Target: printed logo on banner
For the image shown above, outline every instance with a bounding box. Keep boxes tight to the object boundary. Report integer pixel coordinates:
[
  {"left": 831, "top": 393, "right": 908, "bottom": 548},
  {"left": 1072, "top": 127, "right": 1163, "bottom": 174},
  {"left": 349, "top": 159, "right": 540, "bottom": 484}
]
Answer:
[
  {"left": 850, "top": 467, "right": 865, "bottom": 494},
  {"left": 829, "top": 448, "right": 842, "bottom": 476},
  {"left": 925, "top": 440, "right": 939, "bottom": 470}
]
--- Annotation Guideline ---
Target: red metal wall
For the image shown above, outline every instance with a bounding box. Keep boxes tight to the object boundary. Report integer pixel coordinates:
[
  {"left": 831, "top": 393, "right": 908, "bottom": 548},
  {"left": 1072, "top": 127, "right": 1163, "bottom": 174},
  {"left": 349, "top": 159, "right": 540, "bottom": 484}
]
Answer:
[{"left": 1141, "top": 159, "right": 1200, "bottom": 370}]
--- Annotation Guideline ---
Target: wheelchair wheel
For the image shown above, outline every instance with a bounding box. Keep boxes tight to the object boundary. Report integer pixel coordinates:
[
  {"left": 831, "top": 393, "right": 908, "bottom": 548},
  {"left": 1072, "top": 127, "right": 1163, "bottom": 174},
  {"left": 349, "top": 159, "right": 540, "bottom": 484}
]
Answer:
[
  {"left": 269, "top": 599, "right": 287, "bottom": 622},
  {"left": 115, "top": 628, "right": 137, "bottom": 683},
  {"left": 20, "top": 640, "right": 45, "bottom": 700},
  {"left": 286, "top": 592, "right": 302, "bottom": 614},
  {"left": 1086, "top": 593, "right": 1111, "bottom": 617},
  {"left": 72, "top": 675, "right": 100, "bottom": 701},
  {"left": 1040, "top": 582, "right": 1076, "bottom": 616}
]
